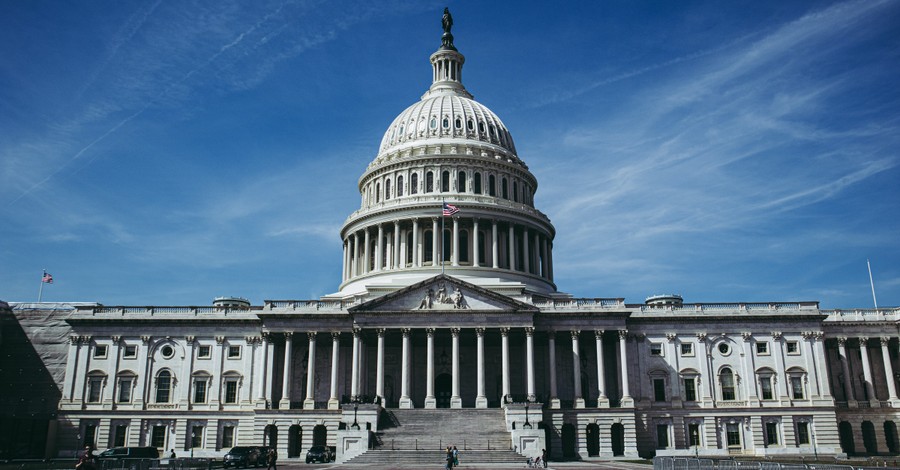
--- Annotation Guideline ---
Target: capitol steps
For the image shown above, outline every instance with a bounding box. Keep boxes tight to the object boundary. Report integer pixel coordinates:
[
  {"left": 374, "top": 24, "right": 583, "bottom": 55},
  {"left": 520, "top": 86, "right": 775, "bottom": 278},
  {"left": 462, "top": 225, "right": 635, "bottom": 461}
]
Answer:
[{"left": 343, "top": 449, "right": 524, "bottom": 466}]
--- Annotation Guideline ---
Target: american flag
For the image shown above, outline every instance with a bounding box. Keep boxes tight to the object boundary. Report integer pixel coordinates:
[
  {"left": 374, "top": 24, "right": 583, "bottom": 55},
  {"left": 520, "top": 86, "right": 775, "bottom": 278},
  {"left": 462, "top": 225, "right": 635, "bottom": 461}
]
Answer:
[
  {"left": 442, "top": 202, "right": 460, "bottom": 216},
  {"left": 42, "top": 272, "right": 54, "bottom": 284}
]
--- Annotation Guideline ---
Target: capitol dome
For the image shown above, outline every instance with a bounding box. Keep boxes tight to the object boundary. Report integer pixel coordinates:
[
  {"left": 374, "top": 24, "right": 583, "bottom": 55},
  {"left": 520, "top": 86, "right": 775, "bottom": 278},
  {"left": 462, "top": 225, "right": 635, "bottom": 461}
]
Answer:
[{"left": 332, "top": 14, "right": 561, "bottom": 301}]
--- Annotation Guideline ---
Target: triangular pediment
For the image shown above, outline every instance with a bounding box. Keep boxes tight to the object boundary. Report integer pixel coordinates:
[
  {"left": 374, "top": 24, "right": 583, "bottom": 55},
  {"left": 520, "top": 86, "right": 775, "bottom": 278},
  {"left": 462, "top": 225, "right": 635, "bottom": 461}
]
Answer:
[{"left": 348, "top": 274, "right": 539, "bottom": 313}]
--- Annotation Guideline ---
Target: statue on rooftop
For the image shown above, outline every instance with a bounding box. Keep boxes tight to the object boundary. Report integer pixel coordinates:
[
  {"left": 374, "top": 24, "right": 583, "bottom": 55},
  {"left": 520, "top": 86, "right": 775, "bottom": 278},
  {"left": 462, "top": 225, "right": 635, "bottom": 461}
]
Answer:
[{"left": 441, "top": 8, "right": 456, "bottom": 50}]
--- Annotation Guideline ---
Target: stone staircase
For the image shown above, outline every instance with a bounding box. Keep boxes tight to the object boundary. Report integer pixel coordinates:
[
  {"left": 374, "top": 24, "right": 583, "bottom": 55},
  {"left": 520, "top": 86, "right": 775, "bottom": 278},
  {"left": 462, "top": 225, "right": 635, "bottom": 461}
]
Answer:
[{"left": 344, "top": 408, "right": 522, "bottom": 466}]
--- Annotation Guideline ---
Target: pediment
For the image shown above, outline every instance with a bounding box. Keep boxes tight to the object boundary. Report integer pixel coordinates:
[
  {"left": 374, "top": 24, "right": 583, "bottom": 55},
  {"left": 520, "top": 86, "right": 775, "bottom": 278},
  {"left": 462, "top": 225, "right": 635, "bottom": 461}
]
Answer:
[{"left": 348, "top": 274, "right": 539, "bottom": 313}]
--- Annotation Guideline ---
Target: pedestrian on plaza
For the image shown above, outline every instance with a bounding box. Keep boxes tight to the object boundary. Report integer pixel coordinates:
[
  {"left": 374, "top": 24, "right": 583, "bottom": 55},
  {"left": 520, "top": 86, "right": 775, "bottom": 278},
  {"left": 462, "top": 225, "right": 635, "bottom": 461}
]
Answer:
[
  {"left": 266, "top": 447, "right": 278, "bottom": 470},
  {"left": 75, "top": 444, "right": 96, "bottom": 470},
  {"left": 168, "top": 449, "right": 176, "bottom": 458},
  {"left": 445, "top": 446, "right": 453, "bottom": 470},
  {"left": 541, "top": 448, "right": 548, "bottom": 468},
  {"left": 452, "top": 445, "right": 459, "bottom": 467}
]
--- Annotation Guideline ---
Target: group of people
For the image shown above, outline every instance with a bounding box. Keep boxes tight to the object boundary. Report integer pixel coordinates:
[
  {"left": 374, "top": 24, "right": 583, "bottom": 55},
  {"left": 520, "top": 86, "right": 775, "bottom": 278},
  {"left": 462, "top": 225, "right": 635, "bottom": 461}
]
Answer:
[
  {"left": 527, "top": 449, "right": 549, "bottom": 468},
  {"left": 444, "top": 445, "right": 460, "bottom": 469}
]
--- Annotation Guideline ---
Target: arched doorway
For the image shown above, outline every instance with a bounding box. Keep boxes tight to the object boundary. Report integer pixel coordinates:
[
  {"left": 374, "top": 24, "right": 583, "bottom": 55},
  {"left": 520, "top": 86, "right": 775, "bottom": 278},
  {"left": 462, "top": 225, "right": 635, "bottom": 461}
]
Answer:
[
  {"left": 313, "top": 425, "right": 328, "bottom": 447},
  {"left": 539, "top": 422, "right": 552, "bottom": 458},
  {"left": 586, "top": 423, "right": 599, "bottom": 457},
  {"left": 611, "top": 423, "right": 625, "bottom": 456},
  {"left": 264, "top": 425, "right": 278, "bottom": 449},
  {"left": 287, "top": 425, "right": 301, "bottom": 458},
  {"left": 839, "top": 421, "right": 855, "bottom": 455},
  {"left": 436, "top": 373, "right": 452, "bottom": 408},
  {"left": 862, "top": 421, "right": 877, "bottom": 455},
  {"left": 561, "top": 423, "right": 576, "bottom": 460},
  {"left": 885, "top": 421, "right": 899, "bottom": 454}
]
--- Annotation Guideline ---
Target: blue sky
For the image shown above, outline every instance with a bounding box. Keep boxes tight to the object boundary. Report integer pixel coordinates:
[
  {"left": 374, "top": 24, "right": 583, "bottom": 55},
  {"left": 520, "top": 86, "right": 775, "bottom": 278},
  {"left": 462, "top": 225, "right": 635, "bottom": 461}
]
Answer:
[{"left": 2, "top": 1, "right": 898, "bottom": 308}]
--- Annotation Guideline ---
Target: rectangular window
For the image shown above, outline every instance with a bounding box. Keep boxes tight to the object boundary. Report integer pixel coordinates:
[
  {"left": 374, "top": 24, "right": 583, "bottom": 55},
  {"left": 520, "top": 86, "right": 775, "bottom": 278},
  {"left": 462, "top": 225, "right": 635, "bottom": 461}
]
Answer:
[
  {"left": 766, "top": 422, "right": 779, "bottom": 446},
  {"left": 93, "top": 345, "right": 108, "bottom": 359},
  {"left": 193, "top": 380, "right": 207, "bottom": 403},
  {"left": 684, "top": 377, "right": 696, "bottom": 401},
  {"left": 87, "top": 377, "right": 103, "bottom": 403},
  {"left": 191, "top": 426, "right": 204, "bottom": 448},
  {"left": 656, "top": 424, "right": 669, "bottom": 449},
  {"left": 791, "top": 376, "right": 804, "bottom": 399},
  {"left": 227, "top": 345, "right": 241, "bottom": 359},
  {"left": 118, "top": 378, "right": 132, "bottom": 403},
  {"left": 151, "top": 425, "right": 166, "bottom": 448},
  {"left": 796, "top": 422, "right": 810, "bottom": 445},
  {"left": 222, "top": 426, "right": 235, "bottom": 448},
  {"left": 688, "top": 423, "right": 701, "bottom": 447},
  {"left": 123, "top": 345, "right": 137, "bottom": 358},
  {"left": 726, "top": 423, "right": 741, "bottom": 447},
  {"left": 756, "top": 342, "right": 769, "bottom": 355},
  {"left": 653, "top": 378, "right": 666, "bottom": 402},
  {"left": 680, "top": 343, "right": 694, "bottom": 356},
  {"left": 786, "top": 341, "right": 800, "bottom": 354},
  {"left": 83, "top": 424, "right": 97, "bottom": 447},
  {"left": 198, "top": 345, "right": 211, "bottom": 359},
  {"left": 113, "top": 425, "right": 127, "bottom": 447},
  {"left": 224, "top": 380, "right": 238, "bottom": 404},
  {"left": 650, "top": 343, "right": 663, "bottom": 356},
  {"left": 760, "top": 377, "right": 773, "bottom": 400}
]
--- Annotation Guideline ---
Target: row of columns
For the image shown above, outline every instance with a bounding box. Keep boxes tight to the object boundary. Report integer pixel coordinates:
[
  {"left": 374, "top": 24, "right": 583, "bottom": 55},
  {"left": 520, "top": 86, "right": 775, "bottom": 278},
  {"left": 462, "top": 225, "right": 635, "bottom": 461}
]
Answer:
[
  {"left": 266, "top": 328, "right": 631, "bottom": 409},
  {"left": 835, "top": 336, "right": 899, "bottom": 404},
  {"left": 341, "top": 218, "right": 554, "bottom": 282}
]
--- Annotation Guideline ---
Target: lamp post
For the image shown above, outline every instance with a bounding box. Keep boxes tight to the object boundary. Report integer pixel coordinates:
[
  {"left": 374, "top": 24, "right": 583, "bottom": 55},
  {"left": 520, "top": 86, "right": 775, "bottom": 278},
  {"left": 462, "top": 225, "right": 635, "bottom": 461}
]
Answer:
[
  {"left": 191, "top": 431, "right": 195, "bottom": 458},
  {"left": 523, "top": 404, "right": 532, "bottom": 429},
  {"left": 812, "top": 430, "right": 818, "bottom": 461},
  {"left": 75, "top": 433, "right": 81, "bottom": 460},
  {"left": 352, "top": 404, "right": 360, "bottom": 430}
]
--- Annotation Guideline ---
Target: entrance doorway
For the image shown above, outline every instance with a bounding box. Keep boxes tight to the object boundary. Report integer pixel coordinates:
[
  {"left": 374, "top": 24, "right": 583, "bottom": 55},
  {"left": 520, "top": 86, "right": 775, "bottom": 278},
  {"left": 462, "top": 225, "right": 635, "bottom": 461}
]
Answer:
[
  {"left": 436, "top": 373, "right": 452, "bottom": 408},
  {"left": 611, "top": 423, "right": 625, "bottom": 456},
  {"left": 312, "top": 425, "right": 327, "bottom": 447},
  {"left": 586, "top": 423, "right": 599, "bottom": 456},
  {"left": 839, "top": 421, "right": 855, "bottom": 455},
  {"left": 561, "top": 423, "right": 576, "bottom": 459},
  {"left": 287, "top": 425, "right": 301, "bottom": 457},
  {"left": 263, "top": 425, "right": 278, "bottom": 449}
]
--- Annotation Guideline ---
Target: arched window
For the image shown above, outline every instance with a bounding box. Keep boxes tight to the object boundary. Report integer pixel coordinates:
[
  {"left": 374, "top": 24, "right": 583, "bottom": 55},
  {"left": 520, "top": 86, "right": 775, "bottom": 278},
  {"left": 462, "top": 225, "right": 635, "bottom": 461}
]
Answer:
[
  {"left": 376, "top": 183, "right": 381, "bottom": 203},
  {"left": 513, "top": 181, "right": 518, "bottom": 202},
  {"left": 441, "top": 171, "right": 450, "bottom": 192},
  {"left": 459, "top": 229, "right": 469, "bottom": 263},
  {"left": 86, "top": 371, "right": 106, "bottom": 404},
  {"left": 478, "top": 121, "right": 485, "bottom": 134},
  {"left": 474, "top": 173, "right": 482, "bottom": 194},
  {"left": 477, "top": 230, "right": 486, "bottom": 264},
  {"left": 457, "top": 171, "right": 466, "bottom": 192},
  {"left": 411, "top": 173, "right": 418, "bottom": 194},
  {"left": 397, "top": 175, "right": 404, "bottom": 197},
  {"left": 156, "top": 370, "right": 172, "bottom": 403},
  {"left": 442, "top": 117, "right": 449, "bottom": 129},
  {"left": 455, "top": 118, "right": 462, "bottom": 129},
  {"left": 467, "top": 119, "right": 474, "bottom": 131},
  {"left": 488, "top": 175, "right": 496, "bottom": 196},
  {"left": 501, "top": 178, "right": 508, "bottom": 199},
  {"left": 385, "top": 179, "right": 391, "bottom": 200},
  {"left": 720, "top": 368, "right": 736, "bottom": 401},
  {"left": 426, "top": 172, "right": 434, "bottom": 193},
  {"left": 442, "top": 229, "right": 451, "bottom": 262},
  {"left": 423, "top": 231, "right": 433, "bottom": 263},
  {"left": 430, "top": 117, "right": 437, "bottom": 129},
  {"left": 406, "top": 232, "right": 414, "bottom": 267}
]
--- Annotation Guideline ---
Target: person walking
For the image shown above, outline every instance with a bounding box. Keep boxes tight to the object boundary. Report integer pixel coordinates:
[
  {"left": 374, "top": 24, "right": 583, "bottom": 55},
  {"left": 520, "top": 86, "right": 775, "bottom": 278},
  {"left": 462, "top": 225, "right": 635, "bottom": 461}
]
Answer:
[
  {"left": 75, "top": 445, "right": 96, "bottom": 470},
  {"left": 452, "top": 445, "right": 459, "bottom": 467},
  {"left": 445, "top": 446, "right": 453, "bottom": 470},
  {"left": 266, "top": 447, "right": 278, "bottom": 470},
  {"left": 541, "top": 448, "right": 548, "bottom": 468}
]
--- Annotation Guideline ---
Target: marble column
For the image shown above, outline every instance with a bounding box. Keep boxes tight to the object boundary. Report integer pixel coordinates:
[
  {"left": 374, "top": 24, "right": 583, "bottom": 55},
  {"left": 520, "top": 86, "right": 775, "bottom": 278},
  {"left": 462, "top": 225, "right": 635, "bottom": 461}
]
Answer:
[
  {"left": 425, "top": 328, "right": 436, "bottom": 408},
  {"left": 451, "top": 328, "right": 462, "bottom": 408},
  {"left": 881, "top": 337, "right": 899, "bottom": 402},
  {"left": 350, "top": 329, "right": 360, "bottom": 400},
  {"left": 619, "top": 330, "right": 632, "bottom": 406},
  {"left": 813, "top": 332, "right": 832, "bottom": 398},
  {"left": 859, "top": 337, "right": 877, "bottom": 403},
  {"left": 399, "top": 328, "right": 413, "bottom": 408},
  {"left": 432, "top": 218, "right": 439, "bottom": 267},
  {"left": 452, "top": 217, "right": 459, "bottom": 267},
  {"left": 328, "top": 332, "right": 340, "bottom": 409},
  {"left": 533, "top": 232, "right": 540, "bottom": 276},
  {"left": 549, "top": 332, "right": 560, "bottom": 409},
  {"left": 837, "top": 337, "right": 855, "bottom": 403},
  {"left": 376, "top": 329, "right": 385, "bottom": 402},
  {"left": 523, "top": 228, "right": 530, "bottom": 274},
  {"left": 526, "top": 327, "right": 535, "bottom": 402},
  {"left": 304, "top": 332, "right": 316, "bottom": 409},
  {"left": 375, "top": 224, "right": 383, "bottom": 271},
  {"left": 571, "top": 330, "right": 585, "bottom": 408},
  {"left": 476, "top": 328, "right": 487, "bottom": 408},
  {"left": 279, "top": 333, "right": 293, "bottom": 409},
  {"left": 473, "top": 219, "right": 480, "bottom": 268},
  {"left": 256, "top": 334, "right": 270, "bottom": 406},
  {"left": 412, "top": 219, "right": 420, "bottom": 267},
  {"left": 393, "top": 221, "right": 401, "bottom": 269},
  {"left": 363, "top": 228, "right": 371, "bottom": 273},
  {"left": 595, "top": 330, "right": 609, "bottom": 407},
  {"left": 541, "top": 238, "right": 549, "bottom": 279},
  {"left": 508, "top": 225, "right": 516, "bottom": 270},
  {"left": 351, "top": 233, "right": 359, "bottom": 277},
  {"left": 501, "top": 328, "right": 511, "bottom": 403},
  {"left": 492, "top": 221, "right": 499, "bottom": 269}
]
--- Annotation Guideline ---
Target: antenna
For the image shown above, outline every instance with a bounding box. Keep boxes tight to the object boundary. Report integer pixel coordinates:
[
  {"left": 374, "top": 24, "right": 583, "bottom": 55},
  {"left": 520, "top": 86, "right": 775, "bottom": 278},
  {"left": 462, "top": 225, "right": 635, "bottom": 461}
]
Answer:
[{"left": 867, "top": 258, "right": 878, "bottom": 309}]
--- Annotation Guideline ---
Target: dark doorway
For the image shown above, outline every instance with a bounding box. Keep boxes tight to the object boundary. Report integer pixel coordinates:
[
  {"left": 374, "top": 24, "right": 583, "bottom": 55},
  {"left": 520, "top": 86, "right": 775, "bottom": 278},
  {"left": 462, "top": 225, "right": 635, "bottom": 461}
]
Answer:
[
  {"left": 611, "top": 423, "right": 625, "bottom": 456},
  {"left": 436, "top": 373, "right": 452, "bottom": 408},
  {"left": 561, "top": 423, "right": 576, "bottom": 460},
  {"left": 862, "top": 421, "right": 877, "bottom": 455},
  {"left": 264, "top": 425, "right": 278, "bottom": 449},
  {"left": 539, "top": 422, "right": 552, "bottom": 459},
  {"left": 839, "top": 421, "right": 855, "bottom": 455},
  {"left": 886, "top": 421, "right": 899, "bottom": 454},
  {"left": 586, "top": 423, "right": 599, "bottom": 457},
  {"left": 288, "top": 425, "right": 301, "bottom": 458},
  {"left": 313, "top": 425, "right": 328, "bottom": 447}
]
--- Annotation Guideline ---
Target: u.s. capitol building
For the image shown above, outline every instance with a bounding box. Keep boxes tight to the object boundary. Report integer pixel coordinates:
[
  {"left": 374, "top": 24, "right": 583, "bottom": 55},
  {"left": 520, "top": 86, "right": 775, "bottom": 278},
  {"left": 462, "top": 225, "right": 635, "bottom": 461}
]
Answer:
[{"left": 2, "top": 10, "right": 899, "bottom": 463}]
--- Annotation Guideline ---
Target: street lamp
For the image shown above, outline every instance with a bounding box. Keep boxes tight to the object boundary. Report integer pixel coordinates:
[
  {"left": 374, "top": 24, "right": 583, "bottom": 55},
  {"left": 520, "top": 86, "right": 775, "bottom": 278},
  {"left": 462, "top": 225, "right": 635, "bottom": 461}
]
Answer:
[
  {"left": 190, "top": 431, "right": 195, "bottom": 458},
  {"left": 351, "top": 404, "right": 360, "bottom": 430},
  {"left": 523, "top": 404, "right": 532, "bottom": 429}
]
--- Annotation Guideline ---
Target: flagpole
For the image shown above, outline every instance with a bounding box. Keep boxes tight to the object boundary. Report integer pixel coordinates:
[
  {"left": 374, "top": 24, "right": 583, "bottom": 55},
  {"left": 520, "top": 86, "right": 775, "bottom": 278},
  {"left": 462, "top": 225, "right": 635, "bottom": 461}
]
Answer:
[
  {"left": 38, "top": 269, "right": 45, "bottom": 302},
  {"left": 867, "top": 258, "right": 878, "bottom": 309},
  {"left": 441, "top": 199, "right": 445, "bottom": 275}
]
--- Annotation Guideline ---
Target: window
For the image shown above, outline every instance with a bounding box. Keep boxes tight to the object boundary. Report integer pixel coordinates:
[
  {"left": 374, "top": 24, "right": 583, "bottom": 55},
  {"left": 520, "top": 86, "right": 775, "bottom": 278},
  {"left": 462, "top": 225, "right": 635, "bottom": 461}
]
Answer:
[
  {"left": 375, "top": 183, "right": 380, "bottom": 203},
  {"left": 796, "top": 422, "right": 810, "bottom": 445},
  {"left": 118, "top": 377, "right": 133, "bottom": 403},
  {"left": 441, "top": 171, "right": 450, "bottom": 192},
  {"left": 222, "top": 426, "right": 235, "bottom": 448},
  {"left": 411, "top": 173, "right": 418, "bottom": 194},
  {"left": 478, "top": 121, "right": 485, "bottom": 134},
  {"left": 681, "top": 343, "right": 694, "bottom": 356},
  {"left": 684, "top": 377, "right": 696, "bottom": 401},
  {"left": 791, "top": 376, "right": 804, "bottom": 399},
  {"left": 467, "top": 119, "right": 474, "bottom": 131},
  {"left": 122, "top": 345, "right": 136, "bottom": 358},
  {"left": 198, "top": 345, "right": 211, "bottom": 359},
  {"left": 501, "top": 178, "right": 508, "bottom": 199},
  {"left": 457, "top": 171, "right": 466, "bottom": 192},
  {"left": 726, "top": 423, "right": 741, "bottom": 447},
  {"left": 193, "top": 379, "right": 207, "bottom": 404},
  {"left": 385, "top": 179, "right": 391, "bottom": 200},
  {"left": 94, "top": 345, "right": 108, "bottom": 359},
  {"left": 224, "top": 380, "right": 239, "bottom": 404},
  {"left": 656, "top": 424, "right": 669, "bottom": 448},
  {"left": 512, "top": 181, "right": 518, "bottom": 202},
  {"left": 151, "top": 425, "right": 166, "bottom": 448},
  {"left": 227, "top": 345, "right": 241, "bottom": 359},
  {"left": 765, "top": 422, "right": 779, "bottom": 446},
  {"left": 688, "top": 423, "right": 701, "bottom": 447},
  {"left": 114, "top": 425, "right": 127, "bottom": 447},
  {"left": 760, "top": 376, "right": 774, "bottom": 400},
  {"left": 488, "top": 175, "right": 496, "bottom": 196},
  {"left": 653, "top": 378, "right": 666, "bottom": 402},
  {"left": 156, "top": 370, "right": 172, "bottom": 403},
  {"left": 83, "top": 424, "right": 97, "bottom": 447},
  {"left": 650, "top": 343, "right": 663, "bottom": 356},
  {"left": 397, "top": 176, "right": 404, "bottom": 197},
  {"left": 474, "top": 173, "right": 482, "bottom": 194},
  {"left": 786, "top": 341, "right": 800, "bottom": 354},
  {"left": 87, "top": 376, "right": 103, "bottom": 403},
  {"left": 718, "top": 343, "right": 730, "bottom": 355},
  {"left": 161, "top": 345, "right": 174, "bottom": 359},
  {"left": 756, "top": 342, "right": 769, "bottom": 355},
  {"left": 455, "top": 118, "right": 461, "bottom": 129},
  {"left": 426, "top": 172, "right": 434, "bottom": 193},
  {"left": 720, "top": 368, "right": 736, "bottom": 400},
  {"left": 191, "top": 426, "right": 204, "bottom": 448}
]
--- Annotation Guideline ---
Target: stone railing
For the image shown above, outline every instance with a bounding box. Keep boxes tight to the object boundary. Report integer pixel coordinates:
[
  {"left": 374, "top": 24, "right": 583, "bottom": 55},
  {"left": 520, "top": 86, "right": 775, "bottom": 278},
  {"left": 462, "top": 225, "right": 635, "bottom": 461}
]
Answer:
[
  {"left": 264, "top": 299, "right": 361, "bottom": 312},
  {"left": 824, "top": 308, "right": 900, "bottom": 322},
  {"left": 80, "top": 306, "right": 259, "bottom": 316},
  {"left": 639, "top": 302, "right": 819, "bottom": 314},
  {"left": 344, "top": 194, "right": 552, "bottom": 224},
  {"left": 534, "top": 298, "right": 625, "bottom": 310}
]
